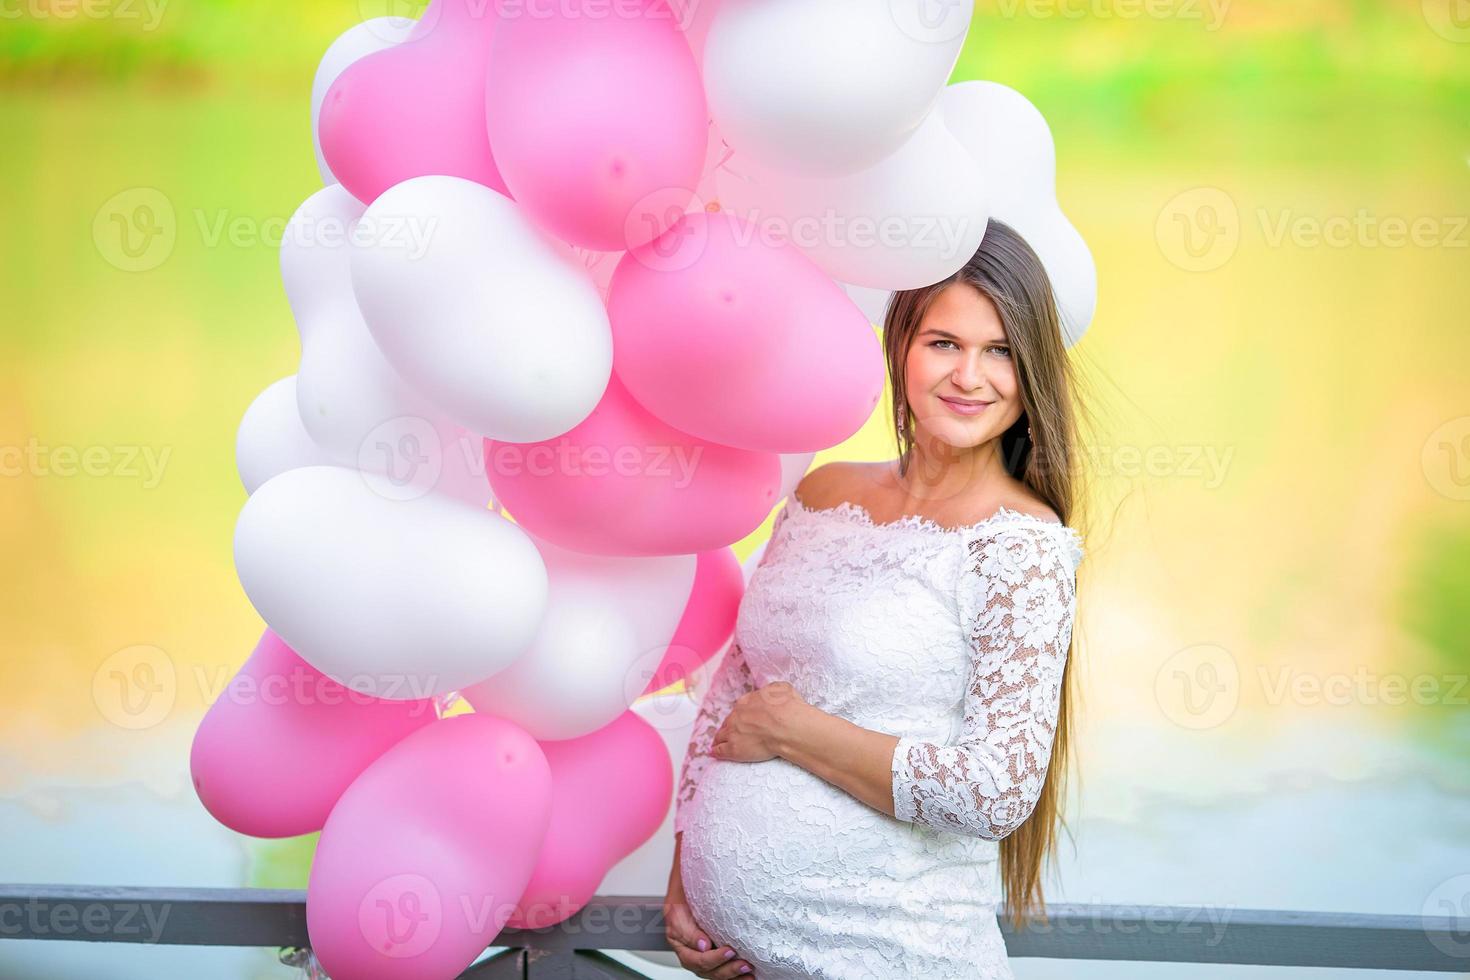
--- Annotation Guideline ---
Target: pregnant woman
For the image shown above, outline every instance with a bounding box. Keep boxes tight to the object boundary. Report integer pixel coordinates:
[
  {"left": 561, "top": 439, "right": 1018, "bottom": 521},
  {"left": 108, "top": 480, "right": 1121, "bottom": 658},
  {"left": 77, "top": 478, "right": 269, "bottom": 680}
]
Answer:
[{"left": 662, "top": 221, "right": 1088, "bottom": 980}]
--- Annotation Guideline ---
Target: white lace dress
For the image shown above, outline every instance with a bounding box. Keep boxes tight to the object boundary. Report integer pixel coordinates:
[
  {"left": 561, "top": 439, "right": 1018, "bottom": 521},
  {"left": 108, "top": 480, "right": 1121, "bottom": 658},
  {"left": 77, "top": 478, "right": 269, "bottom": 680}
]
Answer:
[{"left": 674, "top": 492, "right": 1085, "bottom": 980}]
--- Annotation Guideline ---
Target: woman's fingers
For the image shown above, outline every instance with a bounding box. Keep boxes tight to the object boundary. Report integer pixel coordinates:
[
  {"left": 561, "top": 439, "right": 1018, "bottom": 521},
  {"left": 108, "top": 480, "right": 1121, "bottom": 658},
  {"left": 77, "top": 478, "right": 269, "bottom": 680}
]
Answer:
[
  {"left": 706, "top": 955, "right": 755, "bottom": 978},
  {"left": 664, "top": 902, "right": 711, "bottom": 951},
  {"left": 664, "top": 901, "right": 753, "bottom": 976},
  {"left": 668, "top": 935, "right": 751, "bottom": 976}
]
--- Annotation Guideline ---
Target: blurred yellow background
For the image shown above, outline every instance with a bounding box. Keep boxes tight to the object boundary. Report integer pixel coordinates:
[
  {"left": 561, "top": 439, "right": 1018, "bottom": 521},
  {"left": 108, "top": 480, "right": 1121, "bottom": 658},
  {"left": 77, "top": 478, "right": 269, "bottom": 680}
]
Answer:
[{"left": 1, "top": 2, "right": 1467, "bottom": 977}]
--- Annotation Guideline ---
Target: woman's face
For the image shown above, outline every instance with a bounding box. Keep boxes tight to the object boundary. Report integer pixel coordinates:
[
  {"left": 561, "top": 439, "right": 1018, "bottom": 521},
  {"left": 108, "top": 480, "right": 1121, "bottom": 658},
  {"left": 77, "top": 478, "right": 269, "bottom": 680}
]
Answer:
[{"left": 903, "top": 282, "right": 1023, "bottom": 452}]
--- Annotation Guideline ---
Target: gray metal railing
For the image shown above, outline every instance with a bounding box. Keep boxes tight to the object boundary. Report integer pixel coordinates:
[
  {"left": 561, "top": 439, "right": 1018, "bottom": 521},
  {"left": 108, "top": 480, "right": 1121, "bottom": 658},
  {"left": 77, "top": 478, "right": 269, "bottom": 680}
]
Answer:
[{"left": 1, "top": 886, "right": 1466, "bottom": 976}]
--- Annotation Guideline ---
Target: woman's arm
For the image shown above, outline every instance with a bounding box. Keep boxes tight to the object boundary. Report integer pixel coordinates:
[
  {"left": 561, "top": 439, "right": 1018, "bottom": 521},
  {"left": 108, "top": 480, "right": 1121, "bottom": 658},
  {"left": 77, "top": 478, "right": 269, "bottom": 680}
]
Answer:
[
  {"left": 888, "top": 527, "right": 1076, "bottom": 839},
  {"left": 765, "top": 526, "right": 1078, "bottom": 840},
  {"left": 774, "top": 705, "right": 901, "bottom": 818}
]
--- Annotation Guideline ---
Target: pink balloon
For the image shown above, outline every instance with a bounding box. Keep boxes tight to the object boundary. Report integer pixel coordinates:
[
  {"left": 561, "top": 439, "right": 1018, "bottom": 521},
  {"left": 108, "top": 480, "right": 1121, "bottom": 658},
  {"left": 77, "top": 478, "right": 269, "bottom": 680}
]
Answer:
[
  {"left": 507, "top": 711, "right": 672, "bottom": 929},
  {"left": 189, "top": 631, "right": 436, "bottom": 839},
  {"left": 485, "top": 373, "right": 782, "bottom": 556},
  {"left": 608, "top": 211, "right": 885, "bottom": 453},
  {"left": 641, "top": 548, "right": 744, "bottom": 696},
  {"left": 319, "top": 0, "right": 507, "bottom": 205},
  {"left": 676, "top": 0, "right": 722, "bottom": 68},
  {"left": 307, "top": 714, "right": 552, "bottom": 980},
  {"left": 486, "top": 0, "right": 707, "bottom": 251}
]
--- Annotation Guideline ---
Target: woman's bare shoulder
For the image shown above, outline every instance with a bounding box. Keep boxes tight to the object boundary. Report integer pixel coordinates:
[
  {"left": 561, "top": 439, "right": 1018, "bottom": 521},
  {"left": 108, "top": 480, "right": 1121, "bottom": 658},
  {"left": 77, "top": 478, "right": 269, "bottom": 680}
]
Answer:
[
  {"left": 991, "top": 489, "right": 1062, "bottom": 525},
  {"left": 792, "top": 460, "right": 883, "bottom": 510}
]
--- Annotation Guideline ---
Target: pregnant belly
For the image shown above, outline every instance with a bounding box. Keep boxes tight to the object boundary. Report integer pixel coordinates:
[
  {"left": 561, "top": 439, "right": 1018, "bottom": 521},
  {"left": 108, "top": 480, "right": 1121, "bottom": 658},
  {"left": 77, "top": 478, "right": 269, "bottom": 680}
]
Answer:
[{"left": 678, "top": 757, "right": 918, "bottom": 950}]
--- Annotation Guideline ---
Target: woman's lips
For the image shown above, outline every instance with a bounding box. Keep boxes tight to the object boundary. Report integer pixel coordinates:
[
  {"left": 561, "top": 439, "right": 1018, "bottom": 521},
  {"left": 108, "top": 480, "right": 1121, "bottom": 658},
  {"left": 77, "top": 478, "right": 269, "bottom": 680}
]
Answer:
[{"left": 939, "top": 397, "right": 992, "bottom": 416}]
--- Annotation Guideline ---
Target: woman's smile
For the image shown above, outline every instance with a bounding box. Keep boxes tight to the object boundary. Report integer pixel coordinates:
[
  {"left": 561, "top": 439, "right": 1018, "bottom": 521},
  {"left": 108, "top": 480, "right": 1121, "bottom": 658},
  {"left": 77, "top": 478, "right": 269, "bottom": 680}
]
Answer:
[{"left": 938, "top": 396, "right": 993, "bottom": 416}]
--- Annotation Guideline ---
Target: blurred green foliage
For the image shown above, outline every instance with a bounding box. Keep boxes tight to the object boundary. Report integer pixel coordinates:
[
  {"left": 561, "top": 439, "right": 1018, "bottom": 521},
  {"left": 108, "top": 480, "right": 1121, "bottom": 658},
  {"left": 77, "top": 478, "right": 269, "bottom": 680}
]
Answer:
[{"left": 2, "top": 0, "right": 1465, "bottom": 104}]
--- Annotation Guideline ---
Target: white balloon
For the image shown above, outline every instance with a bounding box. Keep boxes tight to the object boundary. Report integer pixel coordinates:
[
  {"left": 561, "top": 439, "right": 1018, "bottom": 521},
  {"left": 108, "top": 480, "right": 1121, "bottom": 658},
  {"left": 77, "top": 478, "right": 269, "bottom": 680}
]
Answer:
[
  {"left": 672, "top": 0, "right": 721, "bottom": 68},
  {"left": 841, "top": 282, "right": 894, "bottom": 328},
  {"left": 461, "top": 536, "right": 697, "bottom": 741},
  {"left": 717, "top": 108, "right": 989, "bottom": 290},
  {"left": 283, "top": 184, "right": 490, "bottom": 506},
  {"left": 236, "top": 376, "right": 333, "bottom": 494},
  {"left": 703, "top": 0, "right": 971, "bottom": 177},
  {"left": 233, "top": 465, "right": 547, "bottom": 697},
  {"left": 778, "top": 453, "right": 815, "bottom": 505},
  {"left": 349, "top": 176, "right": 614, "bottom": 442},
  {"left": 941, "top": 81, "right": 1097, "bottom": 347},
  {"left": 309, "top": 17, "right": 417, "bottom": 187}
]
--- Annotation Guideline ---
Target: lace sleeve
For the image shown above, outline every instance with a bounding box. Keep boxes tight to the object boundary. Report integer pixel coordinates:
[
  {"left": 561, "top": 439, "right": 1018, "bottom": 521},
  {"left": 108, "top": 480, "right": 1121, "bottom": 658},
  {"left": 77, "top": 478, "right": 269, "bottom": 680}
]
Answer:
[
  {"left": 675, "top": 639, "right": 756, "bottom": 836},
  {"left": 890, "top": 524, "right": 1080, "bottom": 840}
]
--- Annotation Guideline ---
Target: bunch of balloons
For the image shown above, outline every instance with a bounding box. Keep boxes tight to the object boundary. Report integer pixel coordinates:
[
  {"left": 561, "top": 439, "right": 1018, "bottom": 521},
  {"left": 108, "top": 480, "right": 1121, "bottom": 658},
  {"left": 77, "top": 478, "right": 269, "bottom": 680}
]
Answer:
[{"left": 203, "top": 1, "right": 1096, "bottom": 978}]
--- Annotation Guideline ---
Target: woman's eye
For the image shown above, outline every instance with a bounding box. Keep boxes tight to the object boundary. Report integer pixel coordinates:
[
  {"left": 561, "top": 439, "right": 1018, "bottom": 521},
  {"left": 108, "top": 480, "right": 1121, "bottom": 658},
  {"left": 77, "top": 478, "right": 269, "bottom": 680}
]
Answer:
[
  {"left": 989, "top": 346, "right": 1011, "bottom": 357},
  {"left": 931, "top": 340, "right": 958, "bottom": 350}
]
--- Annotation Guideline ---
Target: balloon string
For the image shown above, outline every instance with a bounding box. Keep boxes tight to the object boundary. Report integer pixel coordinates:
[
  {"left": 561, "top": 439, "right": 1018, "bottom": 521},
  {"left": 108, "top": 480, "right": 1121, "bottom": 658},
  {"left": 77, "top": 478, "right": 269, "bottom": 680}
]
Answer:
[{"left": 279, "top": 945, "right": 328, "bottom": 979}]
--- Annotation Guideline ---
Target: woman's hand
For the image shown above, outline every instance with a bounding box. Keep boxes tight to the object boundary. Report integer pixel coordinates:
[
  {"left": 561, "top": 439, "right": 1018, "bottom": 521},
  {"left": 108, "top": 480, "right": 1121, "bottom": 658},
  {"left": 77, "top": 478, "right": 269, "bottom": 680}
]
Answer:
[
  {"left": 664, "top": 895, "right": 756, "bottom": 978},
  {"left": 711, "top": 681, "right": 809, "bottom": 764}
]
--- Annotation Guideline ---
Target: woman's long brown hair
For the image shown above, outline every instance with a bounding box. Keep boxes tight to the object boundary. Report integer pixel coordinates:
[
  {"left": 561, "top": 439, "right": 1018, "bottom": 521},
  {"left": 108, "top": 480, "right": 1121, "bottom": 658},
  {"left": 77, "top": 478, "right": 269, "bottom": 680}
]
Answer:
[{"left": 879, "top": 219, "right": 1094, "bottom": 930}]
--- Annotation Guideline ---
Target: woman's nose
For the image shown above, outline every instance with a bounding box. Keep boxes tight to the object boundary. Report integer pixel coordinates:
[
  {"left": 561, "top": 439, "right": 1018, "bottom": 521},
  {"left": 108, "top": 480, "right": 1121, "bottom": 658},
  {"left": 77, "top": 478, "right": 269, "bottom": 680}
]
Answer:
[{"left": 952, "top": 359, "right": 983, "bottom": 390}]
